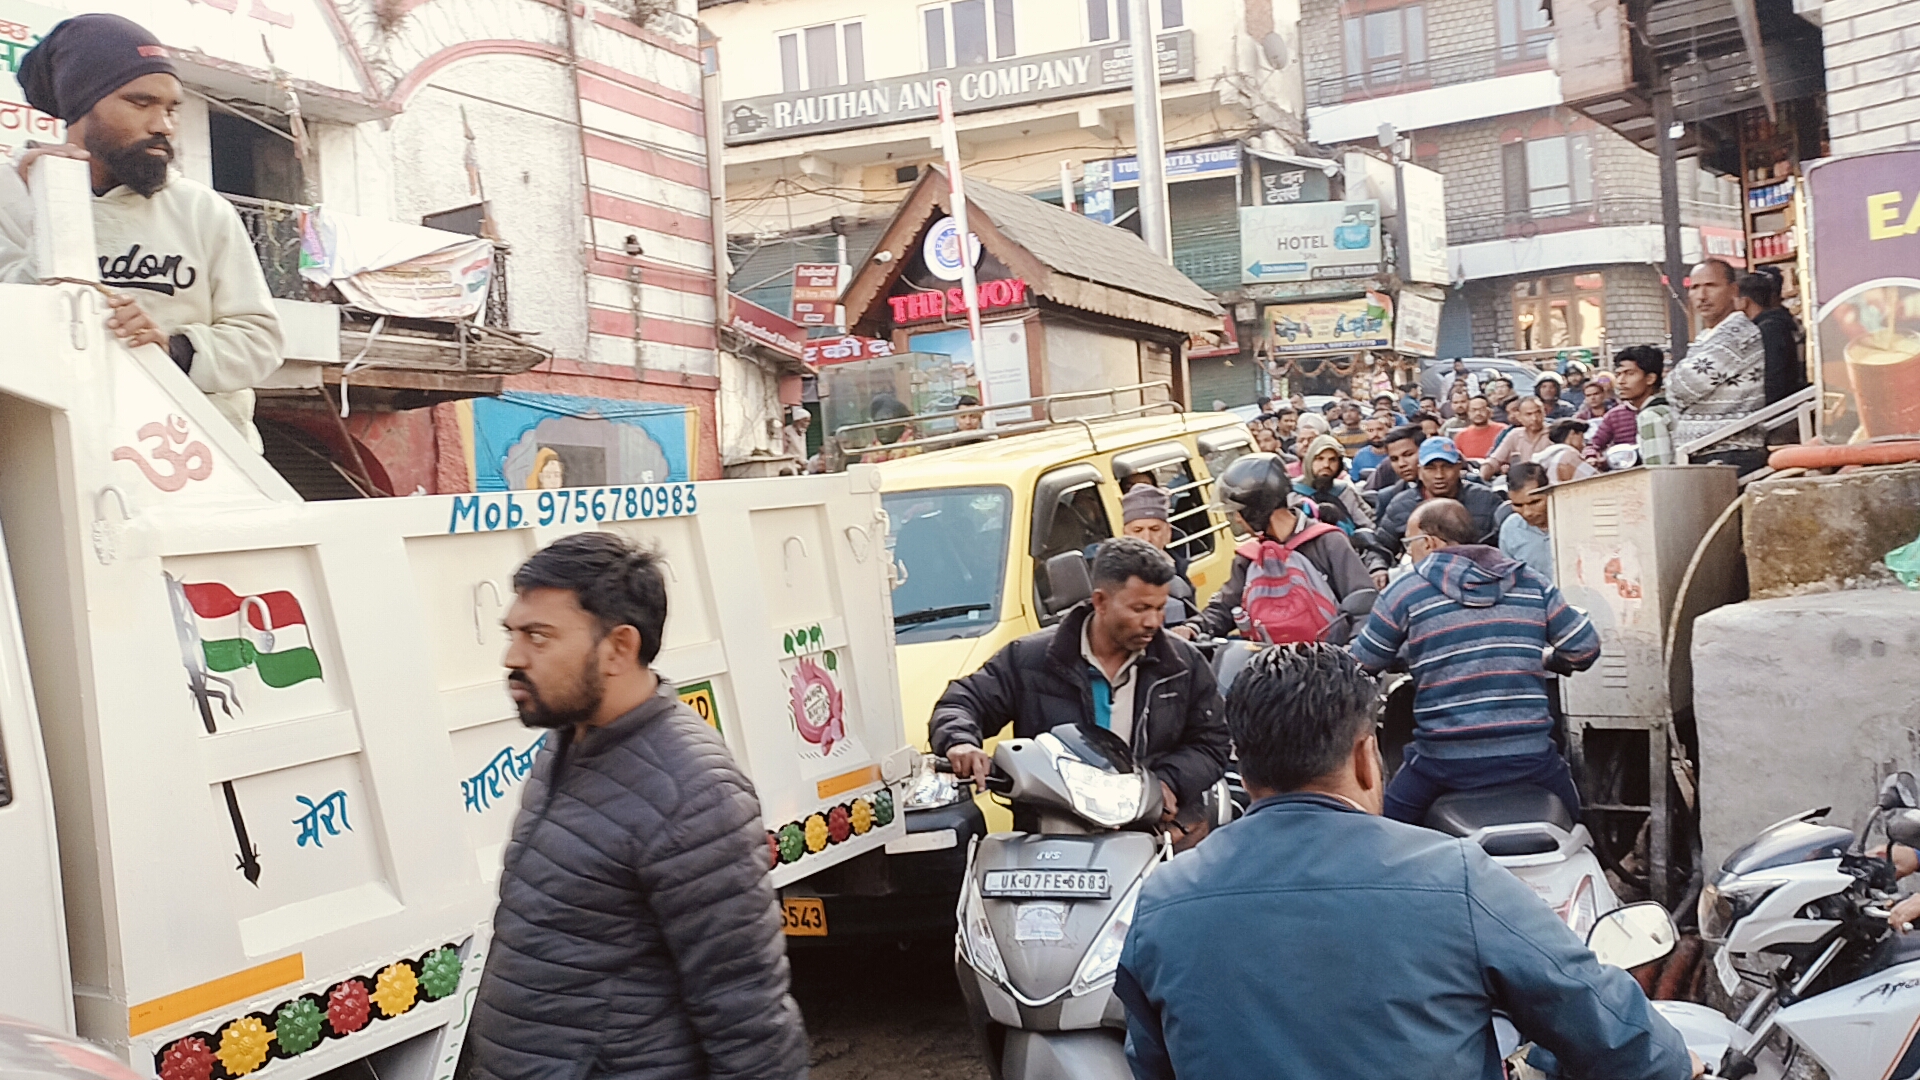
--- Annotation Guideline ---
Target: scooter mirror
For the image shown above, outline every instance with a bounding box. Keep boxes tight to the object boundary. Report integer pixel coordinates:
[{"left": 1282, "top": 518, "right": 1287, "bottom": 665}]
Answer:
[
  {"left": 1586, "top": 902, "right": 1677, "bottom": 971},
  {"left": 1879, "top": 772, "right": 1920, "bottom": 811},
  {"left": 1887, "top": 808, "right": 1920, "bottom": 849}
]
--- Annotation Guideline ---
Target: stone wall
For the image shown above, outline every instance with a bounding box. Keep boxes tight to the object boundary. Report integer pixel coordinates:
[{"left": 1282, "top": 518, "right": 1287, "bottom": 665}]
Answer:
[
  {"left": 1601, "top": 264, "right": 1671, "bottom": 353},
  {"left": 1821, "top": 0, "right": 1920, "bottom": 155}
]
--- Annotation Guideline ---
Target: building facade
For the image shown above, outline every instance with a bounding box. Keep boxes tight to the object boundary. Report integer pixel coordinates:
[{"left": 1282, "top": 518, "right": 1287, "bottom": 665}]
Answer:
[
  {"left": 3, "top": 0, "right": 762, "bottom": 489},
  {"left": 703, "top": 0, "right": 1320, "bottom": 411},
  {"left": 1816, "top": 0, "right": 1920, "bottom": 155},
  {"left": 1301, "top": 0, "right": 1745, "bottom": 363}
]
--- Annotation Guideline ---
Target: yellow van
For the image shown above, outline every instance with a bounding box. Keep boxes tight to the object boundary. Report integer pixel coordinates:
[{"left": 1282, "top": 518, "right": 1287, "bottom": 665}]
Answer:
[{"left": 784, "top": 409, "right": 1253, "bottom": 939}]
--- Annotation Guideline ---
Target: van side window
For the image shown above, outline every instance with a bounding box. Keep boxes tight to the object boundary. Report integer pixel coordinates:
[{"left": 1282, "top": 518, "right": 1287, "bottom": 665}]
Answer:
[
  {"left": 1120, "top": 460, "right": 1215, "bottom": 558},
  {"left": 1033, "top": 474, "right": 1112, "bottom": 618}
]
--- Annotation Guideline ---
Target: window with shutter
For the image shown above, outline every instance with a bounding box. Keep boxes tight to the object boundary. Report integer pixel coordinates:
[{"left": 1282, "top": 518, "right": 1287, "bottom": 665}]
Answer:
[{"left": 1502, "top": 142, "right": 1529, "bottom": 216}]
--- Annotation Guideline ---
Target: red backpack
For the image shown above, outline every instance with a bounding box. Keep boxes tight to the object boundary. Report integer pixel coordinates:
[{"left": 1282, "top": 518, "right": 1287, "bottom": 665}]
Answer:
[{"left": 1236, "top": 524, "right": 1341, "bottom": 644}]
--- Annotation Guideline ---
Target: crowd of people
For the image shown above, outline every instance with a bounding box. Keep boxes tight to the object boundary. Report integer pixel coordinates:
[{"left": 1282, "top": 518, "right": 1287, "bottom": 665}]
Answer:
[{"left": 1236, "top": 257, "right": 1804, "bottom": 588}]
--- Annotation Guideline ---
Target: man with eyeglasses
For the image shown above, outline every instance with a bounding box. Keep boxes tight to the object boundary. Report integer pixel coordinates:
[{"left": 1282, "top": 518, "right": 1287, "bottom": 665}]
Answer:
[{"left": 1350, "top": 498, "right": 1599, "bottom": 825}]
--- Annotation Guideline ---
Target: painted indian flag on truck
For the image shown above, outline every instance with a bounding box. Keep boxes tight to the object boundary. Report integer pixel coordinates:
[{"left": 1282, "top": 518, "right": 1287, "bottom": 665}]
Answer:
[{"left": 168, "top": 577, "right": 325, "bottom": 690}]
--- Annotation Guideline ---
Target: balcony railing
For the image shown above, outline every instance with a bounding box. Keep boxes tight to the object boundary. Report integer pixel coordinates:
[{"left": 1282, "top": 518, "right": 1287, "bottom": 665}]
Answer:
[
  {"left": 1306, "top": 42, "right": 1551, "bottom": 109},
  {"left": 223, "top": 193, "right": 510, "bottom": 328},
  {"left": 1444, "top": 197, "right": 1744, "bottom": 245}
]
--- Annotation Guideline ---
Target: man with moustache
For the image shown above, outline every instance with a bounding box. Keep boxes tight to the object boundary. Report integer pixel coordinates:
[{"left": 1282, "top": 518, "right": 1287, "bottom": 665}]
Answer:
[
  {"left": 0, "top": 14, "right": 281, "bottom": 448},
  {"left": 469, "top": 533, "right": 808, "bottom": 1080}
]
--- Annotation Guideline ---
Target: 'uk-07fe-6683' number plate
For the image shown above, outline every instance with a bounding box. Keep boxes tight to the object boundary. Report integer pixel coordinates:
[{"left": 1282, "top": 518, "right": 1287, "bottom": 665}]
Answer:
[{"left": 981, "top": 869, "right": 1110, "bottom": 899}]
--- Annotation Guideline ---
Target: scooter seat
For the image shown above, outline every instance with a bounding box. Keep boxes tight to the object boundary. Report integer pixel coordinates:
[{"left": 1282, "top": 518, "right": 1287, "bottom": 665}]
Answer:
[{"left": 1425, "top": 785, "right": 1574, "bottom": 841}]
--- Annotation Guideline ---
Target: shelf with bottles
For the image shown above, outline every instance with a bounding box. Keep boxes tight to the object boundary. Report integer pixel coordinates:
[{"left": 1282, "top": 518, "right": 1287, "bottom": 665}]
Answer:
[
  {"left": 1750, "top": 230, "right": 1798, "bottom": 263},
  {"left": 1746, "top": 175, "right": 1795, "bottom": 211}
]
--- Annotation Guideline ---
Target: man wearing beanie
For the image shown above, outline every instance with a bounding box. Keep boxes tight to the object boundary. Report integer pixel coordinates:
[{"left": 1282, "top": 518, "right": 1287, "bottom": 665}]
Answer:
[
  {"left": 0, "top": 13, "right": 282, "bottom": 448},
  {"left": 1120, "top": 484, "right": 1198, "bottom": 625}
]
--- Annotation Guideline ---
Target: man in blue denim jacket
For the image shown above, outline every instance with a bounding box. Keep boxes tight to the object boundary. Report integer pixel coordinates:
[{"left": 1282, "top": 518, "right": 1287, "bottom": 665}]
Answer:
[{"left": 1115, "top": 644, "right": 1695, "bottom": 1080}]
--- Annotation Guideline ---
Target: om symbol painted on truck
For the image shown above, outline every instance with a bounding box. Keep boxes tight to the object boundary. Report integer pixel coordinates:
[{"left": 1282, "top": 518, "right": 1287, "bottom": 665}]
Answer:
[{"left": 112, "top": 414, "right": 213, "bottom": 492}]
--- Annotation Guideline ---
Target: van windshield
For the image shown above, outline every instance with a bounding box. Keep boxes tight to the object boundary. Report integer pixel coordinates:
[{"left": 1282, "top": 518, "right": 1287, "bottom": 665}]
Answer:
[{"left": 883, "top": 486, "right": 1011, "bottom": 644}]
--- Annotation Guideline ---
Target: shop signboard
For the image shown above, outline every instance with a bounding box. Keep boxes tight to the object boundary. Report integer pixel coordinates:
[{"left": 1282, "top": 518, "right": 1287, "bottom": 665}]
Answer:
[
  {"left": 1806, "top": 149, "right": 1920, "bottom": 441},
  {"left": 1395, "top": 292, "right": 1441, "bottom": 357},
  {"left": 1103, "top": 142, "right": 1241, "bottom": 188},
  {"left": 1240, "top": 201, "right": 1382, "bottom": 284},
  {"left": 1264, "top": 292, "right": 1393, "bottom": 356},
  {"left": 886, "top": 276, "right": 1031, "bottom": 325},
  {"left": 1397, "top": 162, "right": 1450, "bottom": 286},
  {"left": 729, "top": 294, "right": 806, "bottom": 360},
  {"left": 790, "top": 263, "right": 841, "bottom": 326},
  {"left": 723, "top": 31, "right": 1195, "bottom": 146}
]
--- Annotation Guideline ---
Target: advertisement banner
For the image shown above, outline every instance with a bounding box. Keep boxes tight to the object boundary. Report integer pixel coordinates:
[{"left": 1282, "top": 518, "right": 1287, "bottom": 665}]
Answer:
[
  {"left": 1398, "top": 163, "right": 1450, "bottom": 286},
  {"left": 1395, "top": 292, "right": 1441, "bottom": 357},
  {"left": 724, "top": 31, "right": 1194, "bottom": 146},
  {"left": 1265, "top": 293, "right": 1393, "bottom": 356},
  {"left": 1807, "top": 149, "right": 1920, "bottom": 441},
  {"left": 1082, "top": 159, "right": 1115, "bottom": 225},
  {"left": 1240, "top": 201, "right": 1382, "bottom": 284},
  {"left": 0, "top": 1, "right": 65, "bottom": 159}
]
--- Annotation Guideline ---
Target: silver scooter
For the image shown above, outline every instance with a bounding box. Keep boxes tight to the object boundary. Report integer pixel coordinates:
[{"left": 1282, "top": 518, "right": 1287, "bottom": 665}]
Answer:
[{"left": 949, "top": 724, "right": 1171, "bottom": 1080}]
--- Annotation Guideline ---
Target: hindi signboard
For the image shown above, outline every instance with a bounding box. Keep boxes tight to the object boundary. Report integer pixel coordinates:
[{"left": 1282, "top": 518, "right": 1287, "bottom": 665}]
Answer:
[
  {"left": 0, "top": 1, "right": 63, "bottom": 159},
  {"left": 1240, "top": 201, "right": 1382, "bottom": 284},
  {"left": 723, "top": 31, "right": 1195, "bottom": 146}
]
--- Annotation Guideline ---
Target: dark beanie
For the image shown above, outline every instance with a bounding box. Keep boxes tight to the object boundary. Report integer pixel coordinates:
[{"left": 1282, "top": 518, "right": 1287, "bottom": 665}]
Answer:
[{"left": 18, "top": 14, "right": 178, "bottom": 123}]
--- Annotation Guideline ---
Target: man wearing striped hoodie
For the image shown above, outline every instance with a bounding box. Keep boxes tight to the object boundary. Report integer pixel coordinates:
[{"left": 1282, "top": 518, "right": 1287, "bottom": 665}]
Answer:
[{"left": 1350, "top": 499, "right": 1600, "bottom": 825}]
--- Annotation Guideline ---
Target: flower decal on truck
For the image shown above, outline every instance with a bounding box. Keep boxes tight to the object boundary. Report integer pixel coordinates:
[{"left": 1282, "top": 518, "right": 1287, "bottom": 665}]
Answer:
[{"left": 787, "top": 656, "right": 846, "bottom": 756}]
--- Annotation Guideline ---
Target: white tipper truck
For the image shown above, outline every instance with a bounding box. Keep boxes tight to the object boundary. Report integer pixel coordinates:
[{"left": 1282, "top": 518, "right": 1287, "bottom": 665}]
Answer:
[{"left": 0, "top": 158, "right": 913, "bottom": 1080}]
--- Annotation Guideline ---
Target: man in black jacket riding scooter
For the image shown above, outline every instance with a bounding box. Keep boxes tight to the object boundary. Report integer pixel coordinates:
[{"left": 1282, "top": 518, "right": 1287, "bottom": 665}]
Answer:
[{"left": 932, "top": 538, "right": 1230, "bottom": 842}]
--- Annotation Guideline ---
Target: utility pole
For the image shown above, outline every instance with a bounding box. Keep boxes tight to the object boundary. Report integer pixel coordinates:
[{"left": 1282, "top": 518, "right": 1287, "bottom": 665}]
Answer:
[
  {"left": 1652, "top": 79, "right": 1691, "bottom": 362},
  {"left": 1127, "top": 0, "right": 1171, "bottom": 260}
]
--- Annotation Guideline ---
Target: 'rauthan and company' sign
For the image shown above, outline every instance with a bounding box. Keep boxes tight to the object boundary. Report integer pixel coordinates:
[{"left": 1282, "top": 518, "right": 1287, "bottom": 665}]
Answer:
[{"left": 723, "top": 31, "right": 1195, "bottom": 146}]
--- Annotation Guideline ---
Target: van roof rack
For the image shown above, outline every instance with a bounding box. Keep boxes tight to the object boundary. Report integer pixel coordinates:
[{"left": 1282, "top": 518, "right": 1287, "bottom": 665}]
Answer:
[{"left": 818, "top": 382, "right": 1181, "bottom": 470}]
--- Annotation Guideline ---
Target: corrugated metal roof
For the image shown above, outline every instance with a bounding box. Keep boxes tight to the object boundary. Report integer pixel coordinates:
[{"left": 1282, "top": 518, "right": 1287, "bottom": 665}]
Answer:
[{"left": 955, "top": 174, "right": 1223, "bottom": 322}]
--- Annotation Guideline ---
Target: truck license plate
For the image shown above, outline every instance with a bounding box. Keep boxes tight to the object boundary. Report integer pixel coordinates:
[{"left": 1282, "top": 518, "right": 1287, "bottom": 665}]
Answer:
[
  {"left": 981, "top": 869, "right": 1110, "bottom": 899},
  {"left": 781, "top": 897, "right": 827, "bottom": 937}
]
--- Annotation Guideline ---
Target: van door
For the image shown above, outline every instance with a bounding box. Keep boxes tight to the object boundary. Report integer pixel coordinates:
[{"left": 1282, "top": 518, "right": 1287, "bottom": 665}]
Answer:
[
  {"left": 0, "top": 514, "right": 74, "bottom": 1033},
  {"left": 1029, "top": 464, "right": 1112, "bottom": 621}
]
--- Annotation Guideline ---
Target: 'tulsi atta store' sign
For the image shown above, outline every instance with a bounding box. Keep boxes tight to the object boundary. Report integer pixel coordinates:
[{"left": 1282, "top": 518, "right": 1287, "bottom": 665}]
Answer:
[
  {"left": 887, "top": 278, "right": 1031, "bottom": 325},
  {"left": 723, "top": 31, "right": 1195, "bottom": 146}
]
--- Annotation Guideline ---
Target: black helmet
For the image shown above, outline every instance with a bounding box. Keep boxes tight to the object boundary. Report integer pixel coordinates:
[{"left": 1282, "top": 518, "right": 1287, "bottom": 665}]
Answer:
[{"left": 1215, "top": 452, "right": 1293, "bottom": 534}]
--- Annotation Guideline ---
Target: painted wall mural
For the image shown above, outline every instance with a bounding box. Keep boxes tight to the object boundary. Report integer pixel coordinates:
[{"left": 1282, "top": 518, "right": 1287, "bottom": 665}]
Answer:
[{"left": 459, "top": 391, "right": 695, "bottom": 493}]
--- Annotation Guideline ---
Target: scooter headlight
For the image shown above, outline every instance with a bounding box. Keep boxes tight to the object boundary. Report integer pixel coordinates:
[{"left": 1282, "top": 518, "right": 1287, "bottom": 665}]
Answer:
[
  {"left": 903, "top": 754, "right": 967, "bottom": 811},
  {"left": 958, "top": 868, "right": 1007, "bottom": 987},
  {"left": 1057, "top": 757, "right": 1146, "bottom": 827},
  {"left": 1071, "top": 868, "right": 1150, "bottom": 996},
  {"left": 1699, "top": 877, "right": 1784, "bottom": 945}
]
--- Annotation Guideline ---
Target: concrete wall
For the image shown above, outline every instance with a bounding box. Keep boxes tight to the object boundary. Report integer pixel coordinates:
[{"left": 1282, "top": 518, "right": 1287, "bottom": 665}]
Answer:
[
  {"left": 1821, "top": 0, "right": 1920, "bottom": 155},
  {"left": 1694, "top": 588, "right": 1920, "bottom": 871}
]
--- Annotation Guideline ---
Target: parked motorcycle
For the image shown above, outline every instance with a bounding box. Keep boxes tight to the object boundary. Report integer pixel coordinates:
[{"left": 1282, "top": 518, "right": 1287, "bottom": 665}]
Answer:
[
  {"left": 1630, "top": 771, "right": 1920, "bottom": 1079},
  {"left": 947, "top": 724, "right": 1170, "bottom": 1080}
]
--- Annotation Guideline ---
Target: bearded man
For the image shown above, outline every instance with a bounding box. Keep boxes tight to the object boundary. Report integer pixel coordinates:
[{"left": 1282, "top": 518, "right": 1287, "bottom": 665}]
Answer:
[
  {"left": 1, "top": 13, "right": 281, "bottom": 447},
  {"left": 469, "top": 533, "right": 809, "bottom": 1080}
]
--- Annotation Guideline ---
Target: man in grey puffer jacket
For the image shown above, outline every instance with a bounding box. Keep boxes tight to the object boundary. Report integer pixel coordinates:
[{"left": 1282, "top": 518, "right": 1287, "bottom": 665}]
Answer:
[{"left": 468, "top": 532, "right": 807, "bottom": 1080}]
